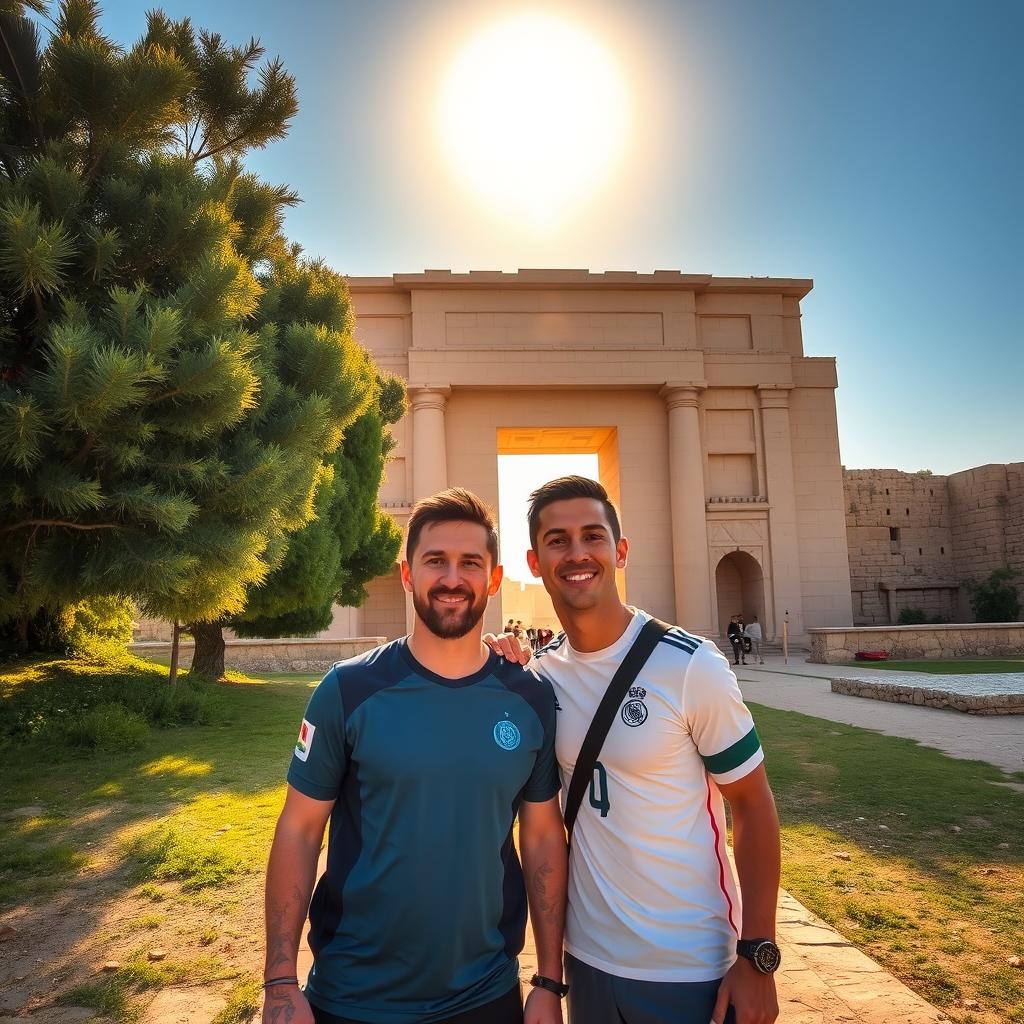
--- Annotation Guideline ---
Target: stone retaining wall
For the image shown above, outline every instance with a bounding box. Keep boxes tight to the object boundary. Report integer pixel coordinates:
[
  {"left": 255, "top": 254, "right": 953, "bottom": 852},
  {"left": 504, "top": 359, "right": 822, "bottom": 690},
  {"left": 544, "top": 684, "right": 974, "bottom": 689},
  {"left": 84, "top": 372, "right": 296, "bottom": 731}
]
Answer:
[
  {"left": 831, "top": 677, "right": 1024, "bottom": 715},
  {"left": 130, "top": 637, "right": 385, "bottom": 674},
  {"left": 807, "top": 623, "right": 1024, "bottom": 663}
]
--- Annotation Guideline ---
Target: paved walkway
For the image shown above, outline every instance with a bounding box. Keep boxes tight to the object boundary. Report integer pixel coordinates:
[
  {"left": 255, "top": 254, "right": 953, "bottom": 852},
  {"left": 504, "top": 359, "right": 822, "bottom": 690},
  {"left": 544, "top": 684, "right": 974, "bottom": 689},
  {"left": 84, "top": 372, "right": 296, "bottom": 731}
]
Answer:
[
  {"left": 734, "top": 655, "right": 1024, "bottom": 775},
  {"left": 519, "top": 890, "right": 947, "bottom": 1023},
  {"left": 296, "top": 848, "right": 949, "bottom": 1024}
]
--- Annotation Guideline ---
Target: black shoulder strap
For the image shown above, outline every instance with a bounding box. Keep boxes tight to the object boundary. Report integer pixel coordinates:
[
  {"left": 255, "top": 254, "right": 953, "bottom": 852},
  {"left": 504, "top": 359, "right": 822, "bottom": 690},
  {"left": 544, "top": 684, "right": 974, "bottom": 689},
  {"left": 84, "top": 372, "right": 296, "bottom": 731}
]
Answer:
[{"left": 563, "top": 617, "right": 671, "bottom": 844}]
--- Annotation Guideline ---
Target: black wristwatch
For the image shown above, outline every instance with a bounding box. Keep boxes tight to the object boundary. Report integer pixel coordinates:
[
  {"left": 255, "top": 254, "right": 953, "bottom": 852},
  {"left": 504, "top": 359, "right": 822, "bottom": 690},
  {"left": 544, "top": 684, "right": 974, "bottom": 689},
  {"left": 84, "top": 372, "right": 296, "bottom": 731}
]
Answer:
[
  {"left": 736, "top": 938, "right": 782, "bottom": 975},
  {"left": 530, "top": 974, "right": 570, "bottom": 998}
]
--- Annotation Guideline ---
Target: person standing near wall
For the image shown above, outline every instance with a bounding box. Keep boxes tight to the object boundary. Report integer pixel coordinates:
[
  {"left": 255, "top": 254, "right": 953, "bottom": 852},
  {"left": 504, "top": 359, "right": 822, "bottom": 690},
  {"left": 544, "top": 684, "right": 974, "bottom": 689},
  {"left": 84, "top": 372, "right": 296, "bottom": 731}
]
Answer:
[{"left": 745, "top": 616, "right": 764, "bottom": 664}]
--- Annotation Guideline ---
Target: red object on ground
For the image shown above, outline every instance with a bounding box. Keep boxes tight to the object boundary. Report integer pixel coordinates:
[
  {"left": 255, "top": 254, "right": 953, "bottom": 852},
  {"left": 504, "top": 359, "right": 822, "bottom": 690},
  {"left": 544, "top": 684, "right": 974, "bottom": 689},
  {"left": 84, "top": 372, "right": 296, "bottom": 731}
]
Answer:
[{"left": 854, "top": 651, "right": 890, "bottom": 661}]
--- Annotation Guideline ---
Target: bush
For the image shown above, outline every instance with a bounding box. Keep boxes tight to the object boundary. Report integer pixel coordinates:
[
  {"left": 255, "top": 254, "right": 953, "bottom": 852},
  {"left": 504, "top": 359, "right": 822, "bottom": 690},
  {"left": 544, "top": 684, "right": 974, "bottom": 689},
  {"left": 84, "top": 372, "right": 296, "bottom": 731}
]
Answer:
[
  {"left": 0, "top": 659, "right": 224, "bottom": 758},
  {"left": 965, "top": 568, "right": 1021, "bottom": 623},
  {"left": 57, "top": 596, "right": 135, "bottom": 661},
  {"left": 897, "top": 608, "right": 929, "bottom": 625},
  {"left": 62, "top": 703, "right": 150, "bottom": 751}
]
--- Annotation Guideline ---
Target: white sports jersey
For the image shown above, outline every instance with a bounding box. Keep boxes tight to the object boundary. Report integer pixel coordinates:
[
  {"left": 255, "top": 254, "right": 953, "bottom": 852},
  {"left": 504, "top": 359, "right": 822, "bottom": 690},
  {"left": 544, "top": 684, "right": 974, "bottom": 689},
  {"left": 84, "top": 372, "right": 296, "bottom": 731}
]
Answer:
[{"left": 534, "top": 608, "right": 764, "bottom": 982}]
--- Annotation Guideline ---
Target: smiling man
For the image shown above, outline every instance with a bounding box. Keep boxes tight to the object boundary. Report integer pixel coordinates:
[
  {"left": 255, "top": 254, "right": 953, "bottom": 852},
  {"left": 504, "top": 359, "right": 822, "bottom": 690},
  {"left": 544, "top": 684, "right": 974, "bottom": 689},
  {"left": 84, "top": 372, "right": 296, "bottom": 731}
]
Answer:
[
  {"left": 262, "top": 489, "right": 567, "bottom": 1024},
  {"left": 494, "top": 476, "right": 781, "bottom": 1024}
]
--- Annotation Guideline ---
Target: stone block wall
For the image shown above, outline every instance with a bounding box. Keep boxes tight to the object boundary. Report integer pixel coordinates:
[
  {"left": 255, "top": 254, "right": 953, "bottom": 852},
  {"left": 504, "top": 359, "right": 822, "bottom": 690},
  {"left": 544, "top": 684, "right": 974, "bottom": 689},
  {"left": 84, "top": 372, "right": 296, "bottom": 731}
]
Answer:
[
  {"left": 130, "top": 637, "right": 385, "bottom": 674},
  {"left": 844, "top": 469, "right": 954, "bottom": 624},
  {"left": 843, "top": 463, "right": 1024, "bottom": 625},
  {"left": 948, "top": 464, "right": 1024, "bottom": 620},
  {"left": 807, "top": 623, "right": 1024, "bottom": 663}
]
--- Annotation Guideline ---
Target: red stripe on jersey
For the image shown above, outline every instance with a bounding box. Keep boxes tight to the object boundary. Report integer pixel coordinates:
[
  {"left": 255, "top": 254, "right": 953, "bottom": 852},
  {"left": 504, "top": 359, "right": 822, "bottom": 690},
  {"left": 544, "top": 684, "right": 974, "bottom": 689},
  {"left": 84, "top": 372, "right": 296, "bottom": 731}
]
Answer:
[{"left": 704, "top": 772, "right": 738, "bottom": 936}]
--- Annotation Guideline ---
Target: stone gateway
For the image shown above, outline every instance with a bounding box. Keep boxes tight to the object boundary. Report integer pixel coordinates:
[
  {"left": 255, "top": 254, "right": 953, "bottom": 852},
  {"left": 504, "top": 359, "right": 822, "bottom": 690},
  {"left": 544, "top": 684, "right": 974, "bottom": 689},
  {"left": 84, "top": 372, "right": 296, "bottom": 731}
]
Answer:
[{"left": 334, "top": 270, "right": 854, "bottom": 645}]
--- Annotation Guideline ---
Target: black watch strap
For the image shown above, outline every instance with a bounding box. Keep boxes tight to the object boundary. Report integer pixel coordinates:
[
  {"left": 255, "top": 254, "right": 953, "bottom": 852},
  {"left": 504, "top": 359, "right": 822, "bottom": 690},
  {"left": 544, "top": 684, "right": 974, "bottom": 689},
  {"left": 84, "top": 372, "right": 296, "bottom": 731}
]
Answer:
[
  {"left": 530, "top": 974, "right": 569, "bottom": 998},
  {"left": 736, "top": 938, "right": 782, "bottom": 975}
]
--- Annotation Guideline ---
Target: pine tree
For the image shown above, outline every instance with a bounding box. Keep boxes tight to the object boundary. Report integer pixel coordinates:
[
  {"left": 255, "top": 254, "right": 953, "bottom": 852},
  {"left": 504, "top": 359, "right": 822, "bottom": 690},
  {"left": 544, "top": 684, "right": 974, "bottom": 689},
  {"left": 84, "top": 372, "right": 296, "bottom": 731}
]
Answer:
[
  {"left": 0, "top": 3, "right": 390, "bottom": 673},
  {"left": 233, "top": 375, "right": 405, "bottom": 639}
]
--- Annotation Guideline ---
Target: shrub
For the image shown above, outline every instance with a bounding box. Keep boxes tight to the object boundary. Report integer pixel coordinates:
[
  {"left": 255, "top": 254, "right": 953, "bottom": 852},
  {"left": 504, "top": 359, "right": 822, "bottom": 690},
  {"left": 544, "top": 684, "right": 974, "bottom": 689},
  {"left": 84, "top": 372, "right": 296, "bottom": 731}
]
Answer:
[
  {"left": 964, "top": 568, "right": 1021, "bottom": 623},
  {"left": 897, "top": 607, "right": 929, "bottom": 625},
  {"left": 0, "top": 659, "right": 225, "bottom": 758},
  {"left": 57, "top": 596, "right": 135, "bottom": 661},
  {"left": 62, "top": 703, "right": 150, "bottom": 751}
]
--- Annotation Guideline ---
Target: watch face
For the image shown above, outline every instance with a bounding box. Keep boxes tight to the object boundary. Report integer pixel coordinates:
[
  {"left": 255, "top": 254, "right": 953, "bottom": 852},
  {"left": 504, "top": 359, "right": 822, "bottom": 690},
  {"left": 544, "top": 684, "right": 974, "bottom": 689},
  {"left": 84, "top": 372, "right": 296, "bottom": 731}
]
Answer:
[{"left": 753, "top": 941, "right": 781, "bottom": 974}]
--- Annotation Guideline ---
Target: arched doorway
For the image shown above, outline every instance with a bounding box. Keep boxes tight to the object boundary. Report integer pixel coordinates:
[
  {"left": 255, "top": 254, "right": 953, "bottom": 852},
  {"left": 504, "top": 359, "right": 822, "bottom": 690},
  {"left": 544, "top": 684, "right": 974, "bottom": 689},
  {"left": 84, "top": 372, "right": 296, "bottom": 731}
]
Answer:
[{"left": 715, "top": 551, "right": 766, "bottom": 642}]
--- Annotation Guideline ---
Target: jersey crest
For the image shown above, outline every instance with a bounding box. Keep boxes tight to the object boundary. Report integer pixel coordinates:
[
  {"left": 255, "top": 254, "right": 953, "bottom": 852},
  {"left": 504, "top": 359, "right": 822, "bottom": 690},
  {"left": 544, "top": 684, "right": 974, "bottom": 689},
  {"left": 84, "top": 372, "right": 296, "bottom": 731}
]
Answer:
[
  {"left": 493, "top": 715, "right": 521, "bottom": 750},
  {"left": 621, "top": 691, "right": 649, "bottom": 727}
]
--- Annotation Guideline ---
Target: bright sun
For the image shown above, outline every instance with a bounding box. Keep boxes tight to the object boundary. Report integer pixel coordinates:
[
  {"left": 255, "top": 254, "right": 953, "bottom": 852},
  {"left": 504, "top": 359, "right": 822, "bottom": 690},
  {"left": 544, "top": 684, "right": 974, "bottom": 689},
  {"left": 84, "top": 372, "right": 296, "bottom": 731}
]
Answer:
[{"left": 437, "top": 12, "right": 630, "bottom": 230}]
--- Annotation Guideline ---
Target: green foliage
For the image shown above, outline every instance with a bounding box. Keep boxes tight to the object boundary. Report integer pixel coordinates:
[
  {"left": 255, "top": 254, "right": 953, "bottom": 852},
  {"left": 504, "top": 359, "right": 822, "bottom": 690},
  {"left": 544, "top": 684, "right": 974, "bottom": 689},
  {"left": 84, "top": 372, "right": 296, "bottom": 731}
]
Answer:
[
  {"left": 234, "top": 373, "right": 405, "bottom": 637},
  {"left": 0, "top": 656, "right": 222, "bottom": 755},
  {"left": 897, "top": 607, "right": 929, "bottom": 625},
  {"left": 57, "top": 593, "right": 134, "bottom": 658},
  {"left": 0, "top": 4, "right": 395, "bottom": 654},
  {"left": 63, "top": 701, "right": 150, "bottom": 749},
  {"left": 965, "top": 567, "right": 1021, "bottom": 623},
  {"left": 896, "top": 607, "right": 948, "bottom": 626}
]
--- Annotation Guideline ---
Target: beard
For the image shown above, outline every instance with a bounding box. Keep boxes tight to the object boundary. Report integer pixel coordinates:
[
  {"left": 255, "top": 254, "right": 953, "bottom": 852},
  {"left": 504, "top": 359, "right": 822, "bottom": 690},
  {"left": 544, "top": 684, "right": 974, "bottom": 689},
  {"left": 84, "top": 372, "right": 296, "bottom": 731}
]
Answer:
[{"left": 413, "top": 585, "right": 489, "bottom": 639}]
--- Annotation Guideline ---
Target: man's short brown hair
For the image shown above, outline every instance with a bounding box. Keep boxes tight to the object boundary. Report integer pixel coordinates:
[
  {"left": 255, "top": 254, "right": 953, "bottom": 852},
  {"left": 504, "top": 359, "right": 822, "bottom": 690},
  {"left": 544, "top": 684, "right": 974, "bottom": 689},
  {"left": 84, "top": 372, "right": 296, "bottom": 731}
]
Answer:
[
  {"left": 406, "top": 488, "right": 500, "bottom": 565},
  {"left": 527, "top": 476, "right": 622, "bottom": 549}
]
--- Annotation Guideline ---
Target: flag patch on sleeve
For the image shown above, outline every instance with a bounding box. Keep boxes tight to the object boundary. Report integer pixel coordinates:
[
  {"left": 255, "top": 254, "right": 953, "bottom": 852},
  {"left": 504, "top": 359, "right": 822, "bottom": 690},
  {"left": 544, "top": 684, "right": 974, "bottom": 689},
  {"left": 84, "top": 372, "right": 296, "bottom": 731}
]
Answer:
[{"left": 294, "top": 719, "right": 315, "bottom": 762}]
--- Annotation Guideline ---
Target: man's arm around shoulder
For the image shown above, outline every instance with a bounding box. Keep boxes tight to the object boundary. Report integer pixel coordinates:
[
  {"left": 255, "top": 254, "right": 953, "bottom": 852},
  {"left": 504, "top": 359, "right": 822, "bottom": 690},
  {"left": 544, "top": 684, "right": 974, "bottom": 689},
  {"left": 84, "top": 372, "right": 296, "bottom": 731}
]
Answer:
[
  {"left": 262, "top": 785, "right": 333, "bottom": 1024},
  {"left": 518, "top": 796, "right": 568, "bottom": 1024}
]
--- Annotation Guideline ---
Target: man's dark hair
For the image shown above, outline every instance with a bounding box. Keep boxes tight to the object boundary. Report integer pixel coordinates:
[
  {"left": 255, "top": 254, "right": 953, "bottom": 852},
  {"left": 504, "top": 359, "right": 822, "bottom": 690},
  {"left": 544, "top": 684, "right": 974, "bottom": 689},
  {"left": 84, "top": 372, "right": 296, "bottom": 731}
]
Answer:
[
  {"left": 406, "top": 487, "right": 499, "bottom": 565},
  {"left": 527, "top": 475, "right": 622, "bottom": 549}
]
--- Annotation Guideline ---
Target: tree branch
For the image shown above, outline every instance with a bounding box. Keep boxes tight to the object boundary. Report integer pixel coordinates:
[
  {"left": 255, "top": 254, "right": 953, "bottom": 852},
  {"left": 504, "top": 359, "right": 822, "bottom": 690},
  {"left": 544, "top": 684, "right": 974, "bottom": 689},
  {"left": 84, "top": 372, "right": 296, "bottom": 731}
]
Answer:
[
  {"left": 1, "top": 519, "right": 121, "bottom": 534},
  {"left": 193, "top": 127, "right": 256, "bottom": 163}
]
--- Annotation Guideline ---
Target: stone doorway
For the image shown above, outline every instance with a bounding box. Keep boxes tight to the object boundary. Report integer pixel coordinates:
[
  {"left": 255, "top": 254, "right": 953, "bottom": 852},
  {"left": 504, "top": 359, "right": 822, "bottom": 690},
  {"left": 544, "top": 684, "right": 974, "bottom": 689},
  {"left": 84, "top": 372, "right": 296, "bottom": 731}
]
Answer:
[
  {"left": 715, "top": 550, "right": 766, "bottom": 642},
  {"left": 495, "top": 426, "right": 625, "bottom": 629}
]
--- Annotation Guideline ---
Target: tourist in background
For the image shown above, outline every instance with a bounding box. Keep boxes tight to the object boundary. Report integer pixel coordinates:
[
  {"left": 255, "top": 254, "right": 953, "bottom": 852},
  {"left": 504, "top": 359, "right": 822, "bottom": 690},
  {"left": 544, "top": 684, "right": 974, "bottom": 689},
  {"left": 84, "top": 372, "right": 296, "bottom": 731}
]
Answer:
[
  {"left": 745, "top": 616, "right": 764, "bottom": 664},
  {"left": 727, "top": 615, "right": 746, "bottom": 666}
]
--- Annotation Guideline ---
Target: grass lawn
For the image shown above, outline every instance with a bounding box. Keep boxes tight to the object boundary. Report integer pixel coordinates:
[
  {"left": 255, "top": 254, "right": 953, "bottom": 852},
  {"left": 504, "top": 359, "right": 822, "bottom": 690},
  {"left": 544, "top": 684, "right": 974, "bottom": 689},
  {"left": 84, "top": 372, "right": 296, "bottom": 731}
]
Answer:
[
  {"left": 1, "top": 657, "right": 1021, "bottom": 1023},
  {"left": 840, "top": 659, "right": 1024, "bottom": 674},
  {"left": 753, "top": 701, "right": 1024, "bottom": 1023}
]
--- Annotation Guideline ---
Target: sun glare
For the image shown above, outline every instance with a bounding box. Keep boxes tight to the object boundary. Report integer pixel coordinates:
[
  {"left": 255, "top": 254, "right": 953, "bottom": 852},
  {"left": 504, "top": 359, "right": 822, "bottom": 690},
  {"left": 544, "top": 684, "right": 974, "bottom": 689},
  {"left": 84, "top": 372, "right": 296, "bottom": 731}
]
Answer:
[{"left": 437, "top": 12, "right": 630, "bottom": 230}]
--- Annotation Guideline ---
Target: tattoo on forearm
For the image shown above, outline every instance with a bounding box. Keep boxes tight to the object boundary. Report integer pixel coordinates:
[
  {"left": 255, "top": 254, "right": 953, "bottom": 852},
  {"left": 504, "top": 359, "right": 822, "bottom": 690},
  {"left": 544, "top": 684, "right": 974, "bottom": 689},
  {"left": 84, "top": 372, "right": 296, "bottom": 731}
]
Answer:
[
  {"left": 531, "top": 860, "right": 559, "bottom": 922},
  {"left": 265, "top": 882, "right": 305, "bottom": 972}
]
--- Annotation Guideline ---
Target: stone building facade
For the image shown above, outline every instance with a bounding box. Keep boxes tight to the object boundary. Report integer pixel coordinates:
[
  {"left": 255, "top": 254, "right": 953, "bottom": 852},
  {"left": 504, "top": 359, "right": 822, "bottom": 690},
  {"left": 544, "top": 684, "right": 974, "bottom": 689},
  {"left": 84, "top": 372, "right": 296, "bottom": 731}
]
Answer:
[
  {"left": 844, "top": 463, "right": 1024, "bottom": 625},
  {"left": 327, "top": 269, "right": 854, "bottom": 644}
]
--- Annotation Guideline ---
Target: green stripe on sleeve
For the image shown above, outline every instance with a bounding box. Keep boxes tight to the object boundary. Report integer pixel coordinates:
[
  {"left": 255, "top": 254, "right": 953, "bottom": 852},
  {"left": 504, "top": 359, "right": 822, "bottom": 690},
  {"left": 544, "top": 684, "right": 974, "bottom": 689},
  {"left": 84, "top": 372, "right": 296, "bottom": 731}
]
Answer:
[{"left": 701, "top": 725, "right": 762, "bottom": 776}]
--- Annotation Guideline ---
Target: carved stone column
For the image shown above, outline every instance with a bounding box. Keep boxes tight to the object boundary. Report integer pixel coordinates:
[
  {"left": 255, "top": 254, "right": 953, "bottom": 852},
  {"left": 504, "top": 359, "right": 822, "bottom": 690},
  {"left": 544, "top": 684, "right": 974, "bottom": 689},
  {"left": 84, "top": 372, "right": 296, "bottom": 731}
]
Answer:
[
  {"left": 661, "top": 384, "right": 713, "bottom": 634},
  {"left": 758, "top": 385, "right": 803, "bottom": 637},
  {"left": 409, "top": 387, "right": 450, "bottom": 501}
]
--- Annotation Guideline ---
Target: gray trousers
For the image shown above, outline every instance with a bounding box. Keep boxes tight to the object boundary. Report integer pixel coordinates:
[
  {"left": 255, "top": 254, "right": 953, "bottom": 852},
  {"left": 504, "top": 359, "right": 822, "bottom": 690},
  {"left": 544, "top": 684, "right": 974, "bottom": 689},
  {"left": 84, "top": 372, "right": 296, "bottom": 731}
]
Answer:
[{"left": 565, "top": 953, "right": 736, "bottom": 1024}]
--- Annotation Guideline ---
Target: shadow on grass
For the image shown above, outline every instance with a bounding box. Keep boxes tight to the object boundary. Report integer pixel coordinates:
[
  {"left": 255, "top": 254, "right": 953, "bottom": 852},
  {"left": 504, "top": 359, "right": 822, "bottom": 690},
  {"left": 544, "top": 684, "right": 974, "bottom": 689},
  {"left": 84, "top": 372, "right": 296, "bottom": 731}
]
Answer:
[
  {"left": 0, "top": 656, "right": 320, "bottom": 1018},
  {"left": 748, "top": 701, "right": 1024, "bottom": 1016}
]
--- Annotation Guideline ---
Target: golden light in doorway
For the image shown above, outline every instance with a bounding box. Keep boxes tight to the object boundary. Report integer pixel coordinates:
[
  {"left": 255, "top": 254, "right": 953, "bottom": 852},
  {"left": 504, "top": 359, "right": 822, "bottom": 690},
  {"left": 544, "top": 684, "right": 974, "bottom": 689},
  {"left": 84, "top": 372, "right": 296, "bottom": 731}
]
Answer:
[{"left": 436, "top": 11, "right": 630, "bottom": 230}]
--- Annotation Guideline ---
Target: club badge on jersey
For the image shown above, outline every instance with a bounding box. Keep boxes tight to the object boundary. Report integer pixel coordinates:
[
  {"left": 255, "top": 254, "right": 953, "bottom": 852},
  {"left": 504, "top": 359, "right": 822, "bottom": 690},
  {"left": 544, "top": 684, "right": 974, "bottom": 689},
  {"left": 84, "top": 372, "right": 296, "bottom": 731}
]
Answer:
[{"left": 620, "top": 685, "right": 649, "bottom": 727}]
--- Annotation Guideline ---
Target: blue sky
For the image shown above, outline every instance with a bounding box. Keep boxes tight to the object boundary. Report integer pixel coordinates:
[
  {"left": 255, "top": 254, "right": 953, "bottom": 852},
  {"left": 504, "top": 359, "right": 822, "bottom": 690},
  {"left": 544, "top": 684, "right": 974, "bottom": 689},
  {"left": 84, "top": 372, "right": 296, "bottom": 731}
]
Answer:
[{"left": 97, "top": 0, "right": 1023, "bottom": 475}]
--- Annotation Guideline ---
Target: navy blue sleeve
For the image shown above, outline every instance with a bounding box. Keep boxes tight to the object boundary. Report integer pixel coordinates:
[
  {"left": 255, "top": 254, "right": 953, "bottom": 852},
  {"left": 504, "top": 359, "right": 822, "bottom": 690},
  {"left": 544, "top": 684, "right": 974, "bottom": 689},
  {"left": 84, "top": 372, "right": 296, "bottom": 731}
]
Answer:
[
  {"left": 521, "top": 677, "right": 559, "bottom": 803},
  {"left": 286, "top": 668, "right": 347, "bottom": 801}
]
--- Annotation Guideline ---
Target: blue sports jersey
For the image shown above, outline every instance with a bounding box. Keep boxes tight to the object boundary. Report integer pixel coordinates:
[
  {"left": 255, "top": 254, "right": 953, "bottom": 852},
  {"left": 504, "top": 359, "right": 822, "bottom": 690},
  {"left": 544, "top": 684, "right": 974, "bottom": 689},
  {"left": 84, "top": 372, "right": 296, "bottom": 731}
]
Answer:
[{"left": 286, "top": 638, "right": 559, "bottom": 1023}]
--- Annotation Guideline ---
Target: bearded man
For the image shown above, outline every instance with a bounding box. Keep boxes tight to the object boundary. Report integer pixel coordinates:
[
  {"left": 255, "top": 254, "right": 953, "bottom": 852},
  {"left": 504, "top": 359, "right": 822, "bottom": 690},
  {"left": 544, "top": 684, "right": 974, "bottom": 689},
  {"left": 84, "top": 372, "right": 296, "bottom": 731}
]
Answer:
[{"left": 262, "top": 488, "right": 567, "bottom": 1024}]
